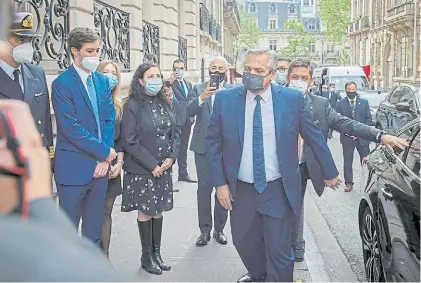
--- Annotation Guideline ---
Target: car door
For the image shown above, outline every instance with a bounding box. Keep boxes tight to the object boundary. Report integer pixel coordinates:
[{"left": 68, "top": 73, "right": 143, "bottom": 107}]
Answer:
[
  {"left": 375, "top": 124, "right": 420, "bottom": 281},
  {"left": 393, "top": 87, "right": 417, "bottom": 130},
  {"left": 377, "top": 86, "right": 403, "bottom": 132}
]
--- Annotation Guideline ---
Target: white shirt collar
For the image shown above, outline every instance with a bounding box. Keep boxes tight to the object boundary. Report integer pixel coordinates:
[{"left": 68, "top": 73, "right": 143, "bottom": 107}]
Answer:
[
  {"left": 73, "top": 63, "right": 91, "bottom": 84},
  {"left": 247, "top": 85, "right": 272, "bottom": 104},
  {"left": 347, "top": 96, "right": 356, "bottom": 104},
  {"left": 0, "top": 60, "right": 22, "bottom": 78}
]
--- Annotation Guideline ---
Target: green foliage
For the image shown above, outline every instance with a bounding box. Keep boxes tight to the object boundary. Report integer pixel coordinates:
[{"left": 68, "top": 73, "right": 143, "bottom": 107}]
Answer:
[
  {"left": 233, "top": 7, "right": 262, "bottom": 66},
  {"left": 279, "top": 19, "right": 316, "bottom": 58},
  {"left": 319, "top": 0, "right": 352, "bottom": 42}
]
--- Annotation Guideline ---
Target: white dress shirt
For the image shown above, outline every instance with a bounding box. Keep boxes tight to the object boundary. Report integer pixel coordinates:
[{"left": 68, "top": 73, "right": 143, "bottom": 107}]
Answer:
[
  {"left": 0, "top": 60, "right": 24, "bottom": 92},
  {"left": 238, "top": 87, "right": 281, "bottom": 183},
  {"left": 73, "top": 64, "right": 91, "bottom": 93}
]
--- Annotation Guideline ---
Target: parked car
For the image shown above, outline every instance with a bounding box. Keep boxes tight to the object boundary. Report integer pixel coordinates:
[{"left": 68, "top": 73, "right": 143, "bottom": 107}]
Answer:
[
  {"left": 358, "top": 118, "right": 420, "bottom": 282},
  {"left": 359, "top": 90, "right": 389, "bottom": 120},
  {"left": 376, "top": 84, "right": 420, "bottom": 133}
]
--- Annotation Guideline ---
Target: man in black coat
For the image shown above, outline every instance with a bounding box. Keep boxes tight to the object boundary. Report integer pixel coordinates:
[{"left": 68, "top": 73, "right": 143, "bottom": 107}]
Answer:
[
  {"left": 237, "top": 59, "right": 407, "bottom": 282},
  {"left": 170, "top": 58, "right": 197, "bottom": 183},
  {"left": 0, "top": 12, "right": 54, "bottom": 167},
  {"left": 321, "top": 83, "right": 342, "bottom": 138}
]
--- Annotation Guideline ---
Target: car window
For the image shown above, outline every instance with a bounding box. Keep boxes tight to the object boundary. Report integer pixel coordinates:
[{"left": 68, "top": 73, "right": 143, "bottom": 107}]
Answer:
[
  {"left": 389, "top": 86, "right": 404, "bottom": 104},
  {"left": 394, "top": 126, "right": 418, "bottom": 158},
  {"left": 400, "top": 87, "right": 414, "bottom": 104},
  {"left": 405, "top": 130, "right": 420, "bottom": 176},
  {"left": 410, "top": 90, "right": 419, "bottom": 112}
]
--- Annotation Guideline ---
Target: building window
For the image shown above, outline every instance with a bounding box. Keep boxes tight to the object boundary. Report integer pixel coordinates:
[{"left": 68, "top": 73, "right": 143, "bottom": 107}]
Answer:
[
  {"left": 308, "top": 18, "right": 316, "bottom": 30},
  {"left": 249, "top": 3, "right": 256, "bottom": 13},
  {"left": 303, "top": 0, "right": 310, "bottom": 5},
  {"left": 269, "top": 19, "right": 277, "bottom": 30},
  {"left": 269, "top": 40, "right": 277, "bottom": 51},
  {"left": 289, "top": 5, "right": 296, "bottom": 14},
  {"left": 309, "top": 42, "right": 315, "bottom": 53},
  {"left": 269, "top": 3, "right": 277, "bottom": 14}
]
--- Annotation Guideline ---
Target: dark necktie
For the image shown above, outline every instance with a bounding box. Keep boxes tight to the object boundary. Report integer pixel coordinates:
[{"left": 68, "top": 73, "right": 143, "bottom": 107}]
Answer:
[
  {"left": 179, "top": 81, "right": 186, "bottom": 97},
  {"left": 350, "top": 101, "right": 356, "bottom": 119},
  {"left": 253, "top": 96, "right": 267, "bottom": 193},
  {"left": 13, "top": 69, "right": 21, "bottom": 87}
]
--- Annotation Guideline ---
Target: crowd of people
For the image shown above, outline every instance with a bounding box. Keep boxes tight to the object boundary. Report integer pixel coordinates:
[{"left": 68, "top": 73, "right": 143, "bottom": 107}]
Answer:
[{"left": 0, "top": 10, "right": 409, "bottom": 282}]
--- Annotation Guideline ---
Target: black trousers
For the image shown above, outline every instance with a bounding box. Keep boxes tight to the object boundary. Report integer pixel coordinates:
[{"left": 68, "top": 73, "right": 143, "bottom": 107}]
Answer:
[
  {"left": 342, "top": 142, "right": 370, "bottom": 185},
  {"left": 178, "top": 122, "right": 193, "bottom": 177}
]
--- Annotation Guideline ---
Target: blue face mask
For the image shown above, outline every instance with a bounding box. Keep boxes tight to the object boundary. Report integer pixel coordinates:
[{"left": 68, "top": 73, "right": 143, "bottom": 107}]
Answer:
[
  {"left": 274, "top": 71, "right": 286, "bottom": 85},
  {"left": 104, "top": 73, "right": 118, "bottom": 90},
  {"left": 145, "top": 79, "right": 163, "bottom": 95},
  {"left": 242, "top": 72, "right": 268, "bottom": 93}
]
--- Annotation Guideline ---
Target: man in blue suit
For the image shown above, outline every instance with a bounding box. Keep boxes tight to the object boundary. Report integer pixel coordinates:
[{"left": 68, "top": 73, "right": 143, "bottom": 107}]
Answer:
[
  {"left": 336, "top": 81, "right": 373, "bottom": 192},
  {"left": 205, "top": 48, "right": 341, "bottom": 282},
  {"left": 52, "top": 28, "right": 116, "bottom": 246}
]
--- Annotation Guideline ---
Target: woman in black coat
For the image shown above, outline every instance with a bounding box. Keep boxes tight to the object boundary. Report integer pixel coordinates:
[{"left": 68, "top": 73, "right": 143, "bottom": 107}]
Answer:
[{"left": 121, "top": 62, "right": 181, "bottom": 275}]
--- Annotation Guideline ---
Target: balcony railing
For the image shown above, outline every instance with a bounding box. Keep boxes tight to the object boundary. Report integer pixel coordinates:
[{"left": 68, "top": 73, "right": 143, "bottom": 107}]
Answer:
[
  {"left": 324, "top": 51, "right": 340, "bottom": 57},
  {"left": 360, "top": 16, "right": 370, "bottom": 29},
  {"left": 94, "top": 0, "right": 130, "bottom": 71},
  {"left": 142, "top": 20, "right": 160, "bottom": 66},
  {"left": 223, "top": 0, "right": 241, "bottom": 25},
  {"left": 387, "top": 1, "right": 415, "bottom": 18},
  {"left": 224, "top": 53, "right": 235, "bottom": 66},
  {"left": 178, "top": 37, "right": 188, "bottom": 70},
  {"left": 200, "top": 3, "right": 221, "bottom": 43},
  {"left": 15, "top": 0, "right": 70, "bottom": 72}
]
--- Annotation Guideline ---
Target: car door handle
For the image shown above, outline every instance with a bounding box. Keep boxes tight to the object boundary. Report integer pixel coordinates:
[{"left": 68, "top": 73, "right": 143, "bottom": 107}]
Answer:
[{"left": 381, "top": 187, "right": 393, "bottom": 200}]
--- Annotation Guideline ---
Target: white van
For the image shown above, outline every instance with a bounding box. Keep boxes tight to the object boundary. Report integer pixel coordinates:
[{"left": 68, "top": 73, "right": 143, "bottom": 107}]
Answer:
[{"left": 313, "top": 66, "right": 372, "bottom": 93}]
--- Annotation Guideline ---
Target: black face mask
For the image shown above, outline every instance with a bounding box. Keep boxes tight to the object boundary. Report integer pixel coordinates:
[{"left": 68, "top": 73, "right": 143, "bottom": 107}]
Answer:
[
  {"left": 209, "top": 71, "right": 226, "bottom": 83},
  {"left": 346, "top": 91, "right": 357, "bottom": 99}
]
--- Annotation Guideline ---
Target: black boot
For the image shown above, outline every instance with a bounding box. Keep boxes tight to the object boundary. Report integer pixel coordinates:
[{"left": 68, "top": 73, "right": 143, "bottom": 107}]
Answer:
[
  {"left": 137, "top": 219, "right": 162, "bottom": 275},
  {"left": 152, "top": 217, "right": 171, "bottom": 271}
]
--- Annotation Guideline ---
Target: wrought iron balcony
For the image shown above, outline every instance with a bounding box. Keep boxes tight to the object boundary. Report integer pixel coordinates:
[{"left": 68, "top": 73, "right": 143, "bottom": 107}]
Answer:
[
  {"left": 386, "top": 1, "right": 415, "bottom": 22},
  {"left": 360, "top": 16, "right": 370, "bottom": 29},
  {"left": 215, "top": 23, "right": 222, "bottom": 42},
  {"left": 14, "top": 0, "right": 70, "bottom": 72},
  {"left": 142, "top": 20, "right": 160, "bottom": 66},
  {"left": 178, "top": 37, "right": 188, "bottom": 70},
  {"left": 200, "top": 3, "right": 210, "bottom": 34},
  {"left": 94, "top": 0, "right": 130, "bottom": 71},
  {"left": 224, "top": 53, "right": 235, "bottom": 66},
  {"left": 223, "top": 0, "right": 240, "bottom": 26},
  {"left": 323, "top": 51, "right": 340, "bottom": 57}
]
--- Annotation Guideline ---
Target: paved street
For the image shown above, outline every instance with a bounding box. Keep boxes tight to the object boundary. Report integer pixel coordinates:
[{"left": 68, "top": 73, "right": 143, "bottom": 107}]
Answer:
[{"left": 106, "top": 131, "right": 367, "bottom": 282}]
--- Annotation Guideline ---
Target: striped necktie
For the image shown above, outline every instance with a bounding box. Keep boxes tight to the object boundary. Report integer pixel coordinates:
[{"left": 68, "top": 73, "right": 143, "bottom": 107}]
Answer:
[{"left": 253, "top": 96, "right": 267, "bottom": 193}]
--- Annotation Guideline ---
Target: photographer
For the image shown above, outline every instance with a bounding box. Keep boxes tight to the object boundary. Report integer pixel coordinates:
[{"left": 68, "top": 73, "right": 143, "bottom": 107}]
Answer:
[{"left": 0, "top": 100, "right": 132, "bottom": 281}]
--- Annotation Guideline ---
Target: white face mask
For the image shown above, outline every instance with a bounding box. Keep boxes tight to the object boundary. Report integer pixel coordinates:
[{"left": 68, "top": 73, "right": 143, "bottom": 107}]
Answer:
[
  {"left": 81, "top": 56, "right": 100, "bottom": 72},
  {"left": 10, "top": 42, "right": 34, "bottom": 64},
  {"left": 289, "top": 80, "right": 309, "bottom": 93}
]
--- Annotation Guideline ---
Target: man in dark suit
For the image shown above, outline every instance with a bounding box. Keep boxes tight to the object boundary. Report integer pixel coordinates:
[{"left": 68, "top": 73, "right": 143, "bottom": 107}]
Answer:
[
  {"left": 321, "top": 83, "right": 342, "bottom": 139},
  {"left": 170, "top": 59, "right": 196, "bottom": 183},
  {"left": 52, "top": 28, "right": 117, "bottom": 246},
  {"left": 206, "top": 48, "right": 341, "bottom": 282},
  {"left": 336, "top": 81, "right": 374, "bottom": 192},
  {"left": 0, "top": 12, "right": 54, "bottom": 167},
  {"left": 187, "top": 56, "right": 232, "bottom": 247}
]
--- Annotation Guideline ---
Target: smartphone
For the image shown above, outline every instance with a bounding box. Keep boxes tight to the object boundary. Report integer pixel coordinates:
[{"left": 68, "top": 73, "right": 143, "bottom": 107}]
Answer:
[
  {"left": 164, "top": 80, "right": 171, "bottom": 88},
  {"left": 209, "top": 74, "right": 220, "bottom": 90}
]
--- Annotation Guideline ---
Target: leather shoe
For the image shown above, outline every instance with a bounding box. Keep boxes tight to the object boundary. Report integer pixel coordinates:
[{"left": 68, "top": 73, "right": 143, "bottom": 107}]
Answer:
[
  {"left": 178, "top": 175, "right": 198, "bottom": 183},
  {"left": 294, "top": 256, "right": 304, "bottom": 262},
  {"left": 213, "top": 231, "right": 227, "bottom": 245},
  {"left": 196, "top": 233, "right": 211, "bottom": 246},
  {"left": 237, "top": 273, "right": 252, "bottom": 282}
]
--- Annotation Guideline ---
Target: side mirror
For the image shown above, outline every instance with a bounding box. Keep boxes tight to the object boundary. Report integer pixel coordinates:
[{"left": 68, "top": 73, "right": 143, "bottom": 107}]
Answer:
[{"left": 395, "top": 102, "right": 411, "bottom": 112}]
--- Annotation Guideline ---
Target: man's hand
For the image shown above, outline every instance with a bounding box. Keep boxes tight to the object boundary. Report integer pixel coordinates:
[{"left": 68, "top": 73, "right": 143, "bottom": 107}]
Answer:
[
  {"left": 169, "top": 73, "right": 177, "bottom": 84},
  {"left": 109, "top": 162, "right": 123, "bottom": 179},
  {"left": 94, "top": 161, "right": 109, "bottom": 178},
  {"left": 152, "top": 165, "right": 163, "bottom": 178},
  {"left": 325, "top": 176, "right": 342, "bottom": 190},
  {"left": 380, "top": 134, "right": 408, "bottom": 152},
  {"left": 199, "top": 85, "right": 217, "bottom": 101},
  {"left": 216, "top": 184, "right": 232, "bottom": 211},
  {"left": 161, "top": 158, "right": 174, "bottom": 172},
  {"left": 106, "top": 148, "right": 117, "bottom": 164}
]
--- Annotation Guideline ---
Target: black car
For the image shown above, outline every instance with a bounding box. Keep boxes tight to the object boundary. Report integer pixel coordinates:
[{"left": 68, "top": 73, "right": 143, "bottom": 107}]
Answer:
[
  {"left": 359, "top": 90, "right": 389, "bottom": 120},
  {"left": 376, "top": 84, "right": 420, "bottom": 133},
  {"left": 358, "top": 118, "right": 420, "bottom": 282}
]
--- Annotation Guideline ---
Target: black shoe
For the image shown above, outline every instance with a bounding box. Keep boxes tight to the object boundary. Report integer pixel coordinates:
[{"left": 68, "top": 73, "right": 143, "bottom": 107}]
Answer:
[
  {"left": 152, "top": 218, "right": 171, "bottom": 271},
  {"left": 178, "top": 175, "right": 198, "bottom": 183},
  {"left": 196, "top": 232, "right": 211, "bottom": 246},
  {"left": 294, "top": 256, "right": 304, "bottom": 262},
  {"left": 237, "top": 273, "right": 252, "bottom": 282},
  {"left": 213, "top": 231, "right": 227, "bottom": 245},
  {"left": 137, "top": 220, "right": 162, "bottom": 275}
]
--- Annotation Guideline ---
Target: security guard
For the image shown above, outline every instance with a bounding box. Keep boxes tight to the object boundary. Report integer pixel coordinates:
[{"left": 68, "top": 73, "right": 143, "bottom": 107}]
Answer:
[{"left": 0, "top": 12, "right": 54, "bottom": 166}]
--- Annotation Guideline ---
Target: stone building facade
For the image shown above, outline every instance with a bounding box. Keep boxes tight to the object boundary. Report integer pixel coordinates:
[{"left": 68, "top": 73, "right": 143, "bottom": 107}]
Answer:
[
  {"left": 348, "top": 0, "right": 420, "bottom": 88},
  {"left": 243, "top": 0, "right": 342, "bottom": 65},
  {"left": 16, "top": 0, "right": 240, "bottom": 86}
]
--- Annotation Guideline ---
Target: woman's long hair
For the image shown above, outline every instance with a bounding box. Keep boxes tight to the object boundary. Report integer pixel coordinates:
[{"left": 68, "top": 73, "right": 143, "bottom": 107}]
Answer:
[
  {"left": 98, "top": 60, "right": 124, "bottom": 121},
  {"left": 129, "top": 62, "right": 170, "bottom": 104}
]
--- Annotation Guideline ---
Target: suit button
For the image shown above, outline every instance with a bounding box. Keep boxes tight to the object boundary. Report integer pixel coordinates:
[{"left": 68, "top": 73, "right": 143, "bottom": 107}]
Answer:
[
  {"left": 41, "top": 133, "right": 44, "bottom": 138},
  {"left": 38, "top": 120, "right": 42, "bottom": 125}
]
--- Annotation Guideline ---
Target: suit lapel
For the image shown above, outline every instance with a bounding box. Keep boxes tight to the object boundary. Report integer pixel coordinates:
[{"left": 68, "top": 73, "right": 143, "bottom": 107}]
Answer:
[
  {"left": 345, "top": 98, "right": 353, "bottom": 118},
  {"left": 21, "top": 64, "right": 38, "bottom": 105},
  {"left": 236, "top": 88, "right": 246, "bottom": 151},
  {"left": 91, "top": 72, "right": 102, "bottom": 121},
  {"left": 206, "top": 96, "right": 212, "bottom": 112},
  {"left": 172, "top": 81, "right": 185, "bottom": 101},
  {"left": 70, "top": 66, "right": 95, "bottom": 115},
  {"left": 272, "top": 85, "right": 283, "bottom": 145},
  {"left": 0, "top": 67, "right": 23, "bottom": 99},
  {"left": 306, "top": 94, "right": 315, "bottom": 117}
]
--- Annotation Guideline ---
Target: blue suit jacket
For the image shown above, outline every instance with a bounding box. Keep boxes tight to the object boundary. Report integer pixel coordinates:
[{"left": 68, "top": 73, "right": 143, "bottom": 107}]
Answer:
[
  {"left": 205, "top": 84, "right": 338, "bottom": 215},
  {"left": 336, "top": 96, "right": 373, "bottom": 146},
  {"left": 52, "top": 65, "right": 115, "bottom": 186}
]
